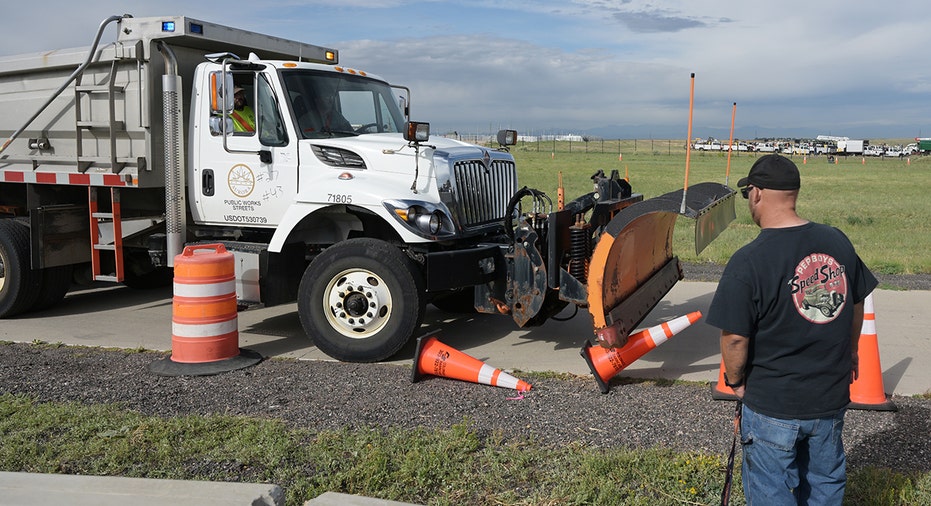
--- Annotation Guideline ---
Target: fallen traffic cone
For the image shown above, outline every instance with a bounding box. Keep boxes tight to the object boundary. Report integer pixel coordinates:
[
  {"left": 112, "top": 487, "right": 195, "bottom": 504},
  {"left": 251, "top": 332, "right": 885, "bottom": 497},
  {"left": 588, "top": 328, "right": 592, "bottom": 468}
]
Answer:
[
  {"left": 711, "top": 358, "right": 738, "bottom": 401},
  {"left": 849, "top": 293, "right": 896, "bottom": 411},
  {"left": 411, "top": 334, "right": 531, "bottom": 392},
  {"left": 581, "top": 311, "right": 701, "bottom": 393}
]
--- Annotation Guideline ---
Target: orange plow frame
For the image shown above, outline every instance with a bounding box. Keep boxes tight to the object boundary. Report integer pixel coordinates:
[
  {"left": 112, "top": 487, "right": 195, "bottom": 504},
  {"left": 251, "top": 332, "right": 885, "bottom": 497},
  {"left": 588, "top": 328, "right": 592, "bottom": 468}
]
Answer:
[{"left": 586, "top": 182, "right": 735, "bottom": 348}]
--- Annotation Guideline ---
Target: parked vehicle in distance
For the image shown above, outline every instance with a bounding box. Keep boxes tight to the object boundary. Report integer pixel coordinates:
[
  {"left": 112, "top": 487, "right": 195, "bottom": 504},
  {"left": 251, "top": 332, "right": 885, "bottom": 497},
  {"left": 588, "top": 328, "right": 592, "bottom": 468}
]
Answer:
[
  {"left": 812, "top": 142, "right": 836, "bottom": 155},
  {"left": 904, "top": 143, "right": 919, "bottom": 155},
  {"left": 755, "top": 142, "right": 777, "bottom": 152},
  {"left": 723, "top": 141, "right": 750, "bottom": 152},
  {"left": 793, "top": 143, "right": 811, "bottom": 155},
  {"left": 863, "top": 145, "right": 884, "bottom": 156},
  {"left": 883, "top": 147, "right": 904, "bottom": 157},
  {"left": 693, "top": 139, "right": 723, "bottom": 151}
]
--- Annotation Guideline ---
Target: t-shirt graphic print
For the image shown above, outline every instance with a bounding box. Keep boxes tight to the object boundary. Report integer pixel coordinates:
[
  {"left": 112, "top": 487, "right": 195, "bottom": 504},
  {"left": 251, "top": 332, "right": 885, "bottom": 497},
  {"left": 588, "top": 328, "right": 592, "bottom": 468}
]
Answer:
[{"left": 789, "top": 253, "right": 848, "bottom": 323}]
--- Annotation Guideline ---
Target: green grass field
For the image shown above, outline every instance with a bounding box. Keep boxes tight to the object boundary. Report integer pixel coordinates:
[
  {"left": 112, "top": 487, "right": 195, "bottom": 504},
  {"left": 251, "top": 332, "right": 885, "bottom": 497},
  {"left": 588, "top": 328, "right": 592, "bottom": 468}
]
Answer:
[{"left": 509, "top": 141, "right": 931, "bottom": 275}]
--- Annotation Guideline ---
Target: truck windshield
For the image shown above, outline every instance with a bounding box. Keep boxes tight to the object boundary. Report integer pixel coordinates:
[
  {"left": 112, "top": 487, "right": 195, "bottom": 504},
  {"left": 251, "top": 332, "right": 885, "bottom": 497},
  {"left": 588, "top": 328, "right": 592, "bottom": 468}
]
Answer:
[{"left": 281, "top": 70, "right": 406, "bottom": 139}]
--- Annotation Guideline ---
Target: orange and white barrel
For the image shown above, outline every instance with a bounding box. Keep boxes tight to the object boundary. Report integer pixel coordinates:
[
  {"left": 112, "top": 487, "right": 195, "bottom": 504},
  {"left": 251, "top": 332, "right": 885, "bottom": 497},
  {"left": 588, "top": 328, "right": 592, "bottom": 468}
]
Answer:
[{"left": 170, "top": 244, "right": 239, "bottom": 363}]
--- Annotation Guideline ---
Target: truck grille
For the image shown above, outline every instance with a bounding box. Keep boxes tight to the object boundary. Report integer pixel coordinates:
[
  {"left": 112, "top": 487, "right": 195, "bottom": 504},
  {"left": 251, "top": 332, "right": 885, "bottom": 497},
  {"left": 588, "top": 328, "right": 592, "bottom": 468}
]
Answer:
[{"left": 452, "top": 159, "right": 517, "bottom": 229}]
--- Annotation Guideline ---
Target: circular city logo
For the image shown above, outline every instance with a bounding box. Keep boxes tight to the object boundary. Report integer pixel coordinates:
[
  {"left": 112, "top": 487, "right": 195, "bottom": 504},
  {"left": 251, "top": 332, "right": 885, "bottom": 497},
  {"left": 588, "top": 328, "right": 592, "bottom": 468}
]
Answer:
[
  {"left": 228, "top": 164, "right": 255, "bottom": 198},
  {"left": 789, "top": 253, "right": 848, "bottom": 323}
]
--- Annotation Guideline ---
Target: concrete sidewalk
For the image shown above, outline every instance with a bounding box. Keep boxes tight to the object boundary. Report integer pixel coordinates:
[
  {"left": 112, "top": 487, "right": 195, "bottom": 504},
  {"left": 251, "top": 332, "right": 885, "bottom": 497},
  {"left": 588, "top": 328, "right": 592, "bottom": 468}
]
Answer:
[{"left": 0, "top": 473, "right": 420, "bottom": 506}]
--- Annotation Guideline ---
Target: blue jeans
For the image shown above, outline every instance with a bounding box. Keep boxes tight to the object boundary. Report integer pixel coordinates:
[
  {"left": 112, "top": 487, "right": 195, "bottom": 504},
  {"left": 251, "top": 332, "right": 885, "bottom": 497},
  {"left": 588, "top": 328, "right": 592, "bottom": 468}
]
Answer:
[{"left": 740, "top": 404, "right": 847, "bottom": 505}]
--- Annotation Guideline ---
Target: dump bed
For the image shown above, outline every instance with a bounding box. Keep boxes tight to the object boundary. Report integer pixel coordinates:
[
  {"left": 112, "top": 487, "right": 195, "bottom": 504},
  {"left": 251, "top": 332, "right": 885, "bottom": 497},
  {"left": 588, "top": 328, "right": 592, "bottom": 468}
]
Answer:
[{"left": 0, "top": 15, "right": 337, "bottom": 189}]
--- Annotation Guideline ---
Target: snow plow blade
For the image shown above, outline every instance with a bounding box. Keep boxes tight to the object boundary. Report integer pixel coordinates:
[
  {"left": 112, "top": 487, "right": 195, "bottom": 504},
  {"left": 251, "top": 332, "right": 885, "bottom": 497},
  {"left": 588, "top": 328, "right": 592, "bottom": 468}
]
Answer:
[{"left": 586, "top": 182, "right": 736, "bottom": 348}]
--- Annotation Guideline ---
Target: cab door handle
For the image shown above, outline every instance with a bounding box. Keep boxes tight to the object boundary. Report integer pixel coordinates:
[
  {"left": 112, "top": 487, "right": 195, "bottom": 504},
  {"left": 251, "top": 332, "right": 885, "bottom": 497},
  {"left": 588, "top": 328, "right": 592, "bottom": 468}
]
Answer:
[{"left": 202, "top": 169, "right": 215, "bottom": 196}]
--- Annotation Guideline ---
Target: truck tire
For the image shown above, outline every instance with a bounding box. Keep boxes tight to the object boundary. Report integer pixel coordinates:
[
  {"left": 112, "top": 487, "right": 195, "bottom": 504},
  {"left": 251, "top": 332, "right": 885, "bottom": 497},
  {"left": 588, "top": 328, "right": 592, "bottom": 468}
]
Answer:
[
  {"left": 0, "top": 220, "right": 42, "bottom": 318},
  {"left": 30, "top": 264, "right": 73, "bottom": 312},
  {"left": 298, "top": 238, "right": 425, "bottom": 362}
]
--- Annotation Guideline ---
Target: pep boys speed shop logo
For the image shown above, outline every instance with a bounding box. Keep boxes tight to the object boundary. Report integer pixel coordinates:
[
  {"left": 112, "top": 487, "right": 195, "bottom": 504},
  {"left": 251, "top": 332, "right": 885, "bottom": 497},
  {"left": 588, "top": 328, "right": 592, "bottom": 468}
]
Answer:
[{"left": 788, "top": 253, "right": 848, "bottom": 323}]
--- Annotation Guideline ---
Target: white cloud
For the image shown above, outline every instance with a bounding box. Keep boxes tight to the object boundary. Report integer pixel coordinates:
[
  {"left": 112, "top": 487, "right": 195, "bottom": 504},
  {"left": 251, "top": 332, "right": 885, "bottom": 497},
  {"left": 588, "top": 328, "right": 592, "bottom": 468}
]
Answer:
[{"left": 1, "top": 0, "right": 928, "bottom": 138}]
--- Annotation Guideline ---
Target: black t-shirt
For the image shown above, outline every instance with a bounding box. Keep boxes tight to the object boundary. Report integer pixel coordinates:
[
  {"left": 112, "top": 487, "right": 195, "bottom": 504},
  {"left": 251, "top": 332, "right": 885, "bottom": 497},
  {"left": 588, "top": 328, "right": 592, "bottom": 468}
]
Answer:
[{"left": 706, "top": 222, "right": 878, "bottom": 419}]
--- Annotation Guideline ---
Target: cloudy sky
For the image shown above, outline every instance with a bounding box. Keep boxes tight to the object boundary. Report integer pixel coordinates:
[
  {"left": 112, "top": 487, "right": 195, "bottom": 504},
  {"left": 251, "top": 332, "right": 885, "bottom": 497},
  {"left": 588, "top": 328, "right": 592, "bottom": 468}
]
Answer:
[{"left": 2, "top": 1, "right": 928, "bottom": 140}]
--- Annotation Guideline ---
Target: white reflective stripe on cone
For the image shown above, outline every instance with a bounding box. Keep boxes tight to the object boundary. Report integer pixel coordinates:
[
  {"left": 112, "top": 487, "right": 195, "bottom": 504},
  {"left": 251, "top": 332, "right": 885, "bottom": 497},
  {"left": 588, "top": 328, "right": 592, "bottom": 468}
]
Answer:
[
  {"left": 493, "top": 372, "right": 522, "bottom": 390},
  {"left": 647, "top": 324, "right": 669, "bottom": 347},
  {"left": 861, "top": 294, "right": 876, "bottom": 335},
  {"left": 173, "top": 279, "right": 237, "bottom": 298},
  {"left": 172, "top": 318, "right": 239, "bottom": 338},
  {"left": 477, "top": 363, "right": 497, "bottom": 385}
]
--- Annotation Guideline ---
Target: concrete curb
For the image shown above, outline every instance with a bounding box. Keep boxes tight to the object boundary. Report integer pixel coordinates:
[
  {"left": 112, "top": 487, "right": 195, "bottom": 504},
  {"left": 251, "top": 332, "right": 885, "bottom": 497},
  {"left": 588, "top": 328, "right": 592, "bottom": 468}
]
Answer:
[
  {"left": 306, "top": 492, "right": 422, "bottom": 505},
  {"left": 0, "top": 472, "right": 284, "bottom": 506},
  {"left": 0, "top": 473, "right": 425, "bottom": 506}
]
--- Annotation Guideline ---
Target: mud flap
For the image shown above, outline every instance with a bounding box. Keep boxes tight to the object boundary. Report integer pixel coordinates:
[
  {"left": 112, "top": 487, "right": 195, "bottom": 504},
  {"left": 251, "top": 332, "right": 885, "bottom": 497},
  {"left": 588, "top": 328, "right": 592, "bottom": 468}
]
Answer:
[{"left": 586, "top": 182, "right": 735, "bottom": 347}]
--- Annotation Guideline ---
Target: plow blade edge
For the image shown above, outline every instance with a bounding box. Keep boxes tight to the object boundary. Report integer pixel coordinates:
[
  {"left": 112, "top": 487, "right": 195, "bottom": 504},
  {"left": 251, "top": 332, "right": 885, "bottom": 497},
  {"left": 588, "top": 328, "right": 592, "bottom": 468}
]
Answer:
[{"left": 585, "top": 182, "right": 735, "bottom": 348}]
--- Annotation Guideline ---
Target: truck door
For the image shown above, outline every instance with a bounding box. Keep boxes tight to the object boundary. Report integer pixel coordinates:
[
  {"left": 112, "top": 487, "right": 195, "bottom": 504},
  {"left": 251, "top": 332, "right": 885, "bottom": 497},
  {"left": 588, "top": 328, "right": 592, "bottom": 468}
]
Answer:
[{"left": 193, "top": 71, "right": 298, "bottom": 227}]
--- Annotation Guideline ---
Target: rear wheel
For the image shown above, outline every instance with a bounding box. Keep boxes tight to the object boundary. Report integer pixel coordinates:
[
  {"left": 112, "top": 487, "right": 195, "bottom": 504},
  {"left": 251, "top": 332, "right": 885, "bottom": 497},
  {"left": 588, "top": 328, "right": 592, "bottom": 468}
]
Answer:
[
  {"left": 0, "top": 220, "right": 41, "bottom": 318},
  {"left": 30, "top": 264, "right": 73, "bottom": 312},
  {"left": 298, "top": 238, "right": 425, "bottom": 362}
]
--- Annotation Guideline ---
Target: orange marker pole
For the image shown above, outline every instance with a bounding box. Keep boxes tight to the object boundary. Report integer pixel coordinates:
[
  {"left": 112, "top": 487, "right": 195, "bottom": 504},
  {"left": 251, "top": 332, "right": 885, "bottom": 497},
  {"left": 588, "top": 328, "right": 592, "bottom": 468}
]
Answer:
[
  {"left": 725, "top": 102, "right": 736, "bottom": 186},
  {"left": 681, "top": 73, "right": 695, "bottom": 214},
  {"left": 557, "top": 171, "right": 565, "bottom": 211}
]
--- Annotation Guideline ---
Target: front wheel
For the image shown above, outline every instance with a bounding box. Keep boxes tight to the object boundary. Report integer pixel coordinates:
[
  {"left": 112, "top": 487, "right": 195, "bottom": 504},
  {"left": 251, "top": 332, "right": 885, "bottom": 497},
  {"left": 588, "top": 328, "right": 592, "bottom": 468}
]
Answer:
[{"left": 298, "top": 239, "right": 425, "bottom": 362}]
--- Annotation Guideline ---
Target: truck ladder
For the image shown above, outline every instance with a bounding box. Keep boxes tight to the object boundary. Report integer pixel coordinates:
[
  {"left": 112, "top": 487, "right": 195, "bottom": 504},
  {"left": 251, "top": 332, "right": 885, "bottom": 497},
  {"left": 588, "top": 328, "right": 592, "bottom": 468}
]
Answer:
[
  {"left": 88, "top": 187, "right": 124, "bottom": 282},
  {"left": 74, "top": 60, "right": 127, "bottom": 173}
]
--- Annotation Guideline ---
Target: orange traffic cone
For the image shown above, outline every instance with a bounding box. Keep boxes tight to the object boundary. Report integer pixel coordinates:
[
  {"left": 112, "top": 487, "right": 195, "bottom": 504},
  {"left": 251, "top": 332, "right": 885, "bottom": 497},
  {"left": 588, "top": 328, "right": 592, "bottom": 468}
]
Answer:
[
  {"left": 411, "top": 334, "right": 531, "bottom": 392},
  {"left": 711, "top": 359, "right": 738, "bottom": 401},
  {"left": 849, "top": 293, "right": 896, "bottom": 411},
  {"left": 581, "top": 311, "right": 701, "bottom": 393}
]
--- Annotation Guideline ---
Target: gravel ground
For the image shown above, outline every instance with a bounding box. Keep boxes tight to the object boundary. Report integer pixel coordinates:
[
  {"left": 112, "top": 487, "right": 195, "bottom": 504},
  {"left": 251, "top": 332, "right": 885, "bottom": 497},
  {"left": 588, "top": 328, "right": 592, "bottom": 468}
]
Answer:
[{"left": 1, "top": 341, "right": 928, "bottom": 475}]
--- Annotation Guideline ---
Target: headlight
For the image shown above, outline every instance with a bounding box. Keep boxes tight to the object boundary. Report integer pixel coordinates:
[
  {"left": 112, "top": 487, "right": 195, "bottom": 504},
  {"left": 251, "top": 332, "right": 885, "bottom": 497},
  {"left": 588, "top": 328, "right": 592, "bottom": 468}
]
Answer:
[
  {"left": 403, "top": 205, "right": 442, "bottom": 235},
  {"left": 385, "top": 201, "right": 452, "bottom": 238},
  {"left": 412, "top": 208, "right": 441, "bottom": 235}
]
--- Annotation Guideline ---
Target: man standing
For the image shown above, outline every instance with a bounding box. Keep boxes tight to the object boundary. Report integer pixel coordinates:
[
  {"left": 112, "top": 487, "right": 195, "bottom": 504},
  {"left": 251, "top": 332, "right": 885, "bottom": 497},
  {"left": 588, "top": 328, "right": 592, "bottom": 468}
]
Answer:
[{"left": 706, "top": 154, "right": 877, "bottom": 505}]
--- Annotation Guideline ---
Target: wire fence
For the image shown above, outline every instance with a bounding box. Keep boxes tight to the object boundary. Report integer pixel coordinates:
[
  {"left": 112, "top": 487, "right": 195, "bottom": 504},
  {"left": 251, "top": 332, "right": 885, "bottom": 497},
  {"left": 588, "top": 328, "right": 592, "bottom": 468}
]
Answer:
[{"left": 448, "top": 135, "right": 690, "bottom": 154}]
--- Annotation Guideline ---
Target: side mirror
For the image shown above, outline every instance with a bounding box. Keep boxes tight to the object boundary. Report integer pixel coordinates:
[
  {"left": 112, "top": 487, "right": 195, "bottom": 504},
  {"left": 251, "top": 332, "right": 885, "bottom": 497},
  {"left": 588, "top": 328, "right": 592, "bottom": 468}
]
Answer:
[
  {"left": 497, "top": 129, "right": 517, "bottom": 147},
  {"left": 404, "top": 121, "right": 430, "bottom": 143},
  {"left": 210, "top": 71, "right": 235, "bottom": 114}
]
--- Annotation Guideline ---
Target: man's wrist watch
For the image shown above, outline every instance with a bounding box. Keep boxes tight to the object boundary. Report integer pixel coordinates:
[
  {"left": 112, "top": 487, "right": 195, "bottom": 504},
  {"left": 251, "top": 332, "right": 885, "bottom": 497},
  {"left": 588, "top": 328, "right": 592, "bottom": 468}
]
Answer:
[{"left": 723, "top": 373, "right": 744, "bottom": 388}]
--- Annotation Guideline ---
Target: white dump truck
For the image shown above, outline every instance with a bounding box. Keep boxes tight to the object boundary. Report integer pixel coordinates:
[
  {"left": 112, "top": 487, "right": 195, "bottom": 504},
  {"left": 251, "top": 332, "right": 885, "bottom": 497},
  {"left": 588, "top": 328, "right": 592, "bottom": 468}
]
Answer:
[{"left": 0, "top": 15, "right": 735, "bottom": 362}]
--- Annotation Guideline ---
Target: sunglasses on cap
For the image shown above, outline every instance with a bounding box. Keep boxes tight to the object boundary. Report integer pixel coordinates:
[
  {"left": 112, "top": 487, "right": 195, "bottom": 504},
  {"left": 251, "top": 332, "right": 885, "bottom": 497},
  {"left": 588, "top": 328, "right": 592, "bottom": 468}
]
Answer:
[{"left": 740, "top": 186, "right": 753, "bottom": 199}]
